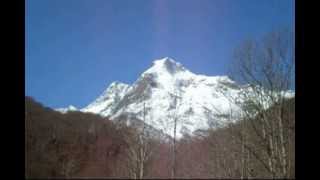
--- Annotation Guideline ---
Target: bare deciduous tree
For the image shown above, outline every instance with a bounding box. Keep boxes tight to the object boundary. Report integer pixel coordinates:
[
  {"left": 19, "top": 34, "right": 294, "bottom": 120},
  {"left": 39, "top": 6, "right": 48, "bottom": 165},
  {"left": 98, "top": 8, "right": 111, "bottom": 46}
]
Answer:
[
  {"left": 223, "top": 29, "right": 295, "bottom": 178},
  {"left": 120, "top": 101, "right": 157, "bottom": 179}
]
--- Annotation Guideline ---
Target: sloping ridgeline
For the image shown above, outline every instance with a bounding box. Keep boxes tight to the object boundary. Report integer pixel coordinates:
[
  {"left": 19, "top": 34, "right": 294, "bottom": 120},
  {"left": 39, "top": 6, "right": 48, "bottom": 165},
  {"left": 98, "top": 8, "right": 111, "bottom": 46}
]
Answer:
[{"left": 25, "top": 96, "right": 137, "bottom": 178}]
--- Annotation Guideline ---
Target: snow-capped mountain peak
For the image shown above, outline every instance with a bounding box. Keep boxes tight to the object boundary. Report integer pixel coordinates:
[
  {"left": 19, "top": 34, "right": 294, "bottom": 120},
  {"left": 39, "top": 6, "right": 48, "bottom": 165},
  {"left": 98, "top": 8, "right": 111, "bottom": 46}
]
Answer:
[
  {"left": 57, "top": 57, "right": 294, "bottom": 139},
  {"left": 78, "top": 57, "right": 246, "bottom": 138},
  {"left": 143, "top": 57, "right": 188, "bottom": 76}
]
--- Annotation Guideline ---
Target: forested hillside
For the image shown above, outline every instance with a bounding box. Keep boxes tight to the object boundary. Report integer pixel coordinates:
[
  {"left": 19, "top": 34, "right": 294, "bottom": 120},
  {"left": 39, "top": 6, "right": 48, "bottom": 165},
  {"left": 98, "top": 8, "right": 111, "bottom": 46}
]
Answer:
[
  {"left": 25, "top": 96, "right": 294, "bottom": 178},
  {"left": 26, "top": 96, "right": 133, "bottom": 178}
]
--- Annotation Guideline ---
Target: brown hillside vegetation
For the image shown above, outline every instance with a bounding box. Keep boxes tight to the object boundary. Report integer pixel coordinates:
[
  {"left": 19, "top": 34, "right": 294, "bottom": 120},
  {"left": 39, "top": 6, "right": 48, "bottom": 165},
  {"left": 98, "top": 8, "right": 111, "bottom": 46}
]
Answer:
[
  {"left": 25, "top": 96, "right": 294, "bottom": 178},
  {"left": 25, "top": 96, "right": 133, "bottom": 178}
]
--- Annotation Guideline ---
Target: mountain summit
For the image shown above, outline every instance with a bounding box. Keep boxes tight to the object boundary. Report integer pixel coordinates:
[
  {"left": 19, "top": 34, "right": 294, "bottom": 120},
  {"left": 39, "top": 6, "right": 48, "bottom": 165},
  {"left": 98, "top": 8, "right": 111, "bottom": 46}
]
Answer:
[
  {"left": 57, "top": 57, "right": 294, "bottom": 138},
  {"left": 144, "top": 57, "right": 187, "bottom": 75}
]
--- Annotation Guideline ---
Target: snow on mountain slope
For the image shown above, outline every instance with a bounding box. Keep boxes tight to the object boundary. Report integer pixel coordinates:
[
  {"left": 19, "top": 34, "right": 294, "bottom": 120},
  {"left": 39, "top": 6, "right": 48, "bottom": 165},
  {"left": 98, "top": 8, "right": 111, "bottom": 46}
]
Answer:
[
  {"left": 82, "top": 57, "right": 246, "bottom": 138},
  {"left": 81, "top": 81, "right": 131, "bottom": 116},
  {"left": 56, "top": 105, "right": 78, "bottom": 113},
  {"left": 56, "top": 57, "right": 295, "bottom": 139}
]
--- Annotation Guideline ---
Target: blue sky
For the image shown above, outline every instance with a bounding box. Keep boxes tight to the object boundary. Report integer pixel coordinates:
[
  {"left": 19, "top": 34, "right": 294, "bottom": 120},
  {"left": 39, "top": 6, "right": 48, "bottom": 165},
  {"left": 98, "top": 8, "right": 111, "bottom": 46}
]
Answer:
[{"left": 26, "top": 0, "right": 295, "bottom": 109}]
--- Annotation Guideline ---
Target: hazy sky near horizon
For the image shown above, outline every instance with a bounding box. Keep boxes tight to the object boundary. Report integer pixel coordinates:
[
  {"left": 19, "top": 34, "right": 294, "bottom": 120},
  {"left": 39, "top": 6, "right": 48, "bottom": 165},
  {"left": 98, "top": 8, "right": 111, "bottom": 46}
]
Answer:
[{"left": 26, "top": 0, "right": 294, "bottom": 109}]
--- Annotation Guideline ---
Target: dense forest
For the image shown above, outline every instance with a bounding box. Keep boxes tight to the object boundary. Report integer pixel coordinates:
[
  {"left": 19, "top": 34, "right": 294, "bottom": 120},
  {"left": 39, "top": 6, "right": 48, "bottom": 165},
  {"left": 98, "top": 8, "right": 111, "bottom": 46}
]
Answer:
[{"left": 25, "top": 95, "right": 294, "bottom": 178}]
